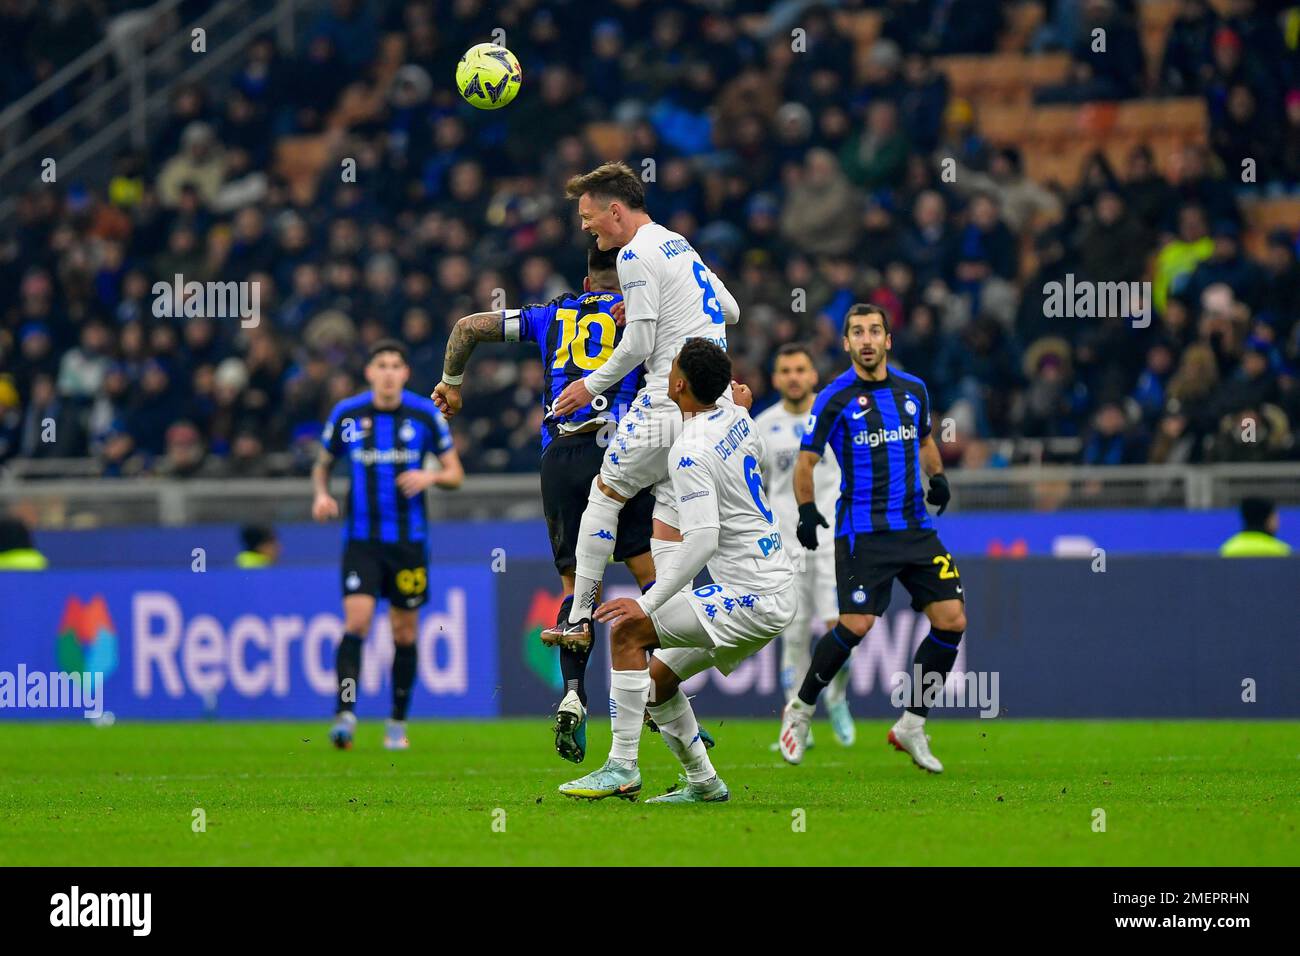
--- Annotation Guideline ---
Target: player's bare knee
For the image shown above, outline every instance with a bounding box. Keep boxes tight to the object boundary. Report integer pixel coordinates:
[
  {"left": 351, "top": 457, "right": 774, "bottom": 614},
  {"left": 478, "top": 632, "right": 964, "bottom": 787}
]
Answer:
[
  {"left": 594, "top": 476, "right": 626, "bottom": 504},
  {"left": 929, "top": 603, "right": 966, "bottom": 633}
]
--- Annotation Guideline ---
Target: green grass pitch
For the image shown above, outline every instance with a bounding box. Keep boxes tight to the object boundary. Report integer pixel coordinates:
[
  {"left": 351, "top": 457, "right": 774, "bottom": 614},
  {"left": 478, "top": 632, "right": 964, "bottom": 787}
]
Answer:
[{"left": 0, "top": 719, "right": 1294, "bottom": 866}]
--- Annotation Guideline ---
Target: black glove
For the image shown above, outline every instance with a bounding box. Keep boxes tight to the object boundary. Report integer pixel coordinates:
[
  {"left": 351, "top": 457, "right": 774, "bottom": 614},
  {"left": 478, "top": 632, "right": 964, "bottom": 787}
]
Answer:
[
  {"left": 796, "top": 502, "right": 829, "bottom": 551},
  {"left": 926, "top": 473, "right": 951, "bottom": 515}
]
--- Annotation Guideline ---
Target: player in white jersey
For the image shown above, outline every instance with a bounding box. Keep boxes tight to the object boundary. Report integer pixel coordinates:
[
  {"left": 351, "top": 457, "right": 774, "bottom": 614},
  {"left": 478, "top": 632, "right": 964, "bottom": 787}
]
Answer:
[
  {"left": 542, "top": 161, "right": 740, "bottom": 674},
  {"left": 558, "top": 340, "right": 796, "bottom": 803},
  {"left": 754, "top": 344, "right": 856, "bottom": 749}
]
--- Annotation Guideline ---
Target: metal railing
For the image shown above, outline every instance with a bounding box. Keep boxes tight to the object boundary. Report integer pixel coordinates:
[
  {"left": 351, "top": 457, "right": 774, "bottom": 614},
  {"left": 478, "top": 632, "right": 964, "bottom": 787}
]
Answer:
[
  {"left": 2, "top": 463, "right": 1297, "bottom": 529},
  {"left": 0, "top": 0, "right": 309, "bottom": 228}
]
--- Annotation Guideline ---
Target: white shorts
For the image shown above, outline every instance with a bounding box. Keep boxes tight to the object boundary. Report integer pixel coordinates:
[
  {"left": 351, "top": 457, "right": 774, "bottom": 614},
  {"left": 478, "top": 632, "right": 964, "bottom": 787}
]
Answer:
[
  {"left": 600, "top": 387, "right": 682, "bottom": 526},
  {"left": 650, "top": 583, "right": 798, "bottom": 679}
]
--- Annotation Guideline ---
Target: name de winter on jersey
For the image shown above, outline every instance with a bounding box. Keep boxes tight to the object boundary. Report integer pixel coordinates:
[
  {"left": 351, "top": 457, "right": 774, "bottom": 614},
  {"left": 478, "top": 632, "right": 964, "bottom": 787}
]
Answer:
[
  {"left": 512, "top": 290, "right": 643, "bottom": 448},
  {"left": 670, "top": 404, "right": 795, "bottom": 595},
  {"left": 755, "top": 400, "right": 841, "bottom": 550},
  {"left": 800, "top": 367, "right": 934, "bottom": 535},
  {"left": 322, "top": 390, "right": 453, "bottom": 544},
  {"left": 617, "top": 222, "right": 730, "bottom": 389}
]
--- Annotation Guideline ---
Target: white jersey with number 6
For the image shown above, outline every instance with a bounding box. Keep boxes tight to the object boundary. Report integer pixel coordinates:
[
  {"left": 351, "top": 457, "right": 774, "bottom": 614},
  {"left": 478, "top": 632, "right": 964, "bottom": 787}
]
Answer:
[
  {"left": 616, "top": 221, "right": 735, "bottom": 391},
  {"left": 670, "top": 403, "right": 795, "bottom": 595}
]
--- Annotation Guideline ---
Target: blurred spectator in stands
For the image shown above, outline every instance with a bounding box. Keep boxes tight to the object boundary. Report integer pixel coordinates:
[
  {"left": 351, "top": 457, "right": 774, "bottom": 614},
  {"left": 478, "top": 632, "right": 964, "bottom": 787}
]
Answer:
[
  {"left": 1153, "top": 203, "right": 1214, "bottom": 314},
  {"left": 1211, "top": 84, "right": 1279, "bottom": 188},
  {"left": 0, "top": 376, "right": 23, "bottom": 465},
  {"left": 1258, "top": 230, "right": 1300, "bottom": 338},
  {"left": 1208, "top": 404, "right": 1290, "bottom": 462},
  {"left": 925, "top": 0, "right": 1004, "bottom": 55},
  {"left": 841, "top": 99, "right": 912, "bottom": 192},
  {"left": 1131, "top": 341, "right": 1177, "bottom": 426},
  {"left": 0, "top": 514, "right": 46, "bottom": 571},
  {"left": 1161, "top": 0, "right": 1220, "bottom": 94},
  {"left": 1082, "top": 400, "right": 1147, "bottom": 465},
  {"left": 1020, "top": 338, "right": 1087, "bottom": 438},
  {"left": 158, "top": 122, "right": 227, "bottom": 209},
  {"left": 1039, "top": 0, "right": 1144, "bottom": 102},
  {"left": 935, "top": 97, "right": 990, "bottom": 172},
  {"left": 1283, "top": 90, "right": 1300, "bottom": 188},
  {"left": 20, "top": 372, "right": 84, "bottom": 458},
  {"left": 57, "top": 319, "right": 112, "bottom": 402},
  {"left": 1076, "top": 189, "right": 1149, "bottom": 283},
  {"left": 1219, "top": 496, "right": 1292, "bottom": 556},
  {"left": 1184, "top": 220, "right": 1263, "bottom": 310},
  {"left": 1122, "top": 145, "right": 1176, "bottom": 233},
  {"left": 899, "top": 189, "right": 955, "bottom": 287},
  {"left": 236, "top": 524, "right": 280, "bottom": 568},
  {"left": 780, "top": 148, "right": 862, "bottom": 256},
  {"left": 955, "top": 146, "right": 1062, "bottom": 234}
]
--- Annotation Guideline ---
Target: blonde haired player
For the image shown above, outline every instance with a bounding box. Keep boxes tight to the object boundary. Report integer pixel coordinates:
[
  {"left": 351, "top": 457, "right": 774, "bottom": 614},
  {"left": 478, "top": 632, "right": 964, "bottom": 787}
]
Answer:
[
  {"left": 755, "top": 344, "right": 854, "bottom": 748},
  {"left": 541, "top": 161, "right": 742, "bottom": 736}
]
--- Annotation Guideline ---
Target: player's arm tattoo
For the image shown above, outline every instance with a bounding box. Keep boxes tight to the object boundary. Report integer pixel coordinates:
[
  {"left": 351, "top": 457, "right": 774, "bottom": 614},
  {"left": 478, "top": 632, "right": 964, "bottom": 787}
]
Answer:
[
  {"left": 311, "top": 448, "right": 334, "bottom": 496},
  {"left": 444, "top": 311, "right": 506, "bottom": 379}
]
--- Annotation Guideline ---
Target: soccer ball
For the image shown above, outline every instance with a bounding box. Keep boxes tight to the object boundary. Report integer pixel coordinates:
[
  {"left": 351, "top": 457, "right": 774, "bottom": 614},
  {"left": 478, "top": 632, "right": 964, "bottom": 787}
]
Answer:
[{"left": 456, "top": 43, "right": 522, "bottom": 110}]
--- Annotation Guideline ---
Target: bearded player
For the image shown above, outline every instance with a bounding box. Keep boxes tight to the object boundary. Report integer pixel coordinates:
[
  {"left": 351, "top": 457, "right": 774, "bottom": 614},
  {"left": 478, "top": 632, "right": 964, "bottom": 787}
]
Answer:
[{"left": 779, "top": 304, "right": 965, "bottom": 773}]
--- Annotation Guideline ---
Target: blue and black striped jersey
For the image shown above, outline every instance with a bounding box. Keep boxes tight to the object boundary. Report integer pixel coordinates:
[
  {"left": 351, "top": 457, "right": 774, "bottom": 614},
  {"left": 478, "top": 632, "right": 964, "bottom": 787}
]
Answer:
[
  {"left": 321, "top": 390, "right": 454, "bottom": 544},
  {"left": 800, "top": 367, "right": 934, "bottom": 536},
  {"left": 513, "top": 290, "right": 644, "bottom": 450}
]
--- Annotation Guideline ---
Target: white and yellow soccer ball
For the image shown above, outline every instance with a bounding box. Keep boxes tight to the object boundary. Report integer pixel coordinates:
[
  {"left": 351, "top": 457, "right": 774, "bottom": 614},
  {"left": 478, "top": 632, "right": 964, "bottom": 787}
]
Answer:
[{"left": 455, "top": 42, "right": 522, "bottom": 110}]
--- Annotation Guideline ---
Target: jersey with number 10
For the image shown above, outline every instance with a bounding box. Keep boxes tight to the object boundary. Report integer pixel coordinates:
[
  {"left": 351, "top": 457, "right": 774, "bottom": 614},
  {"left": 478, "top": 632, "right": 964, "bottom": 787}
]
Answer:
[
  {"left": 512, "top": 290, "right": 643, "bottom": 450},
  {"left": 617, "top": 221, "right": 731, "bottom": 391}
]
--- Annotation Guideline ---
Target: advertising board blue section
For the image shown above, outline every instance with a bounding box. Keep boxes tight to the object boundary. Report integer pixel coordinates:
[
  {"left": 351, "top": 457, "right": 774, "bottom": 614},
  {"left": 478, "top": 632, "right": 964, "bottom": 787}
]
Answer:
[
  {"left": 2, "top": 556, "right": 1293, "bottom": 721},
  {"left": 0, "top": 565, "right": 498, "bottom": 720},
  {"left": 31, "top": 509, "right": 1300, "bottom": 567}
]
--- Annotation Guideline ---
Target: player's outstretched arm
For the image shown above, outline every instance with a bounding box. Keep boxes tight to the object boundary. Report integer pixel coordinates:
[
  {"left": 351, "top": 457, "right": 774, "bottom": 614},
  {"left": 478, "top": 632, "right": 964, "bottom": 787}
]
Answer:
[
  {"left": 434, "top": 311, "right": 507, "bottom": 417},
  {"left": 634, "top": 526, "right": 719, "bottom": 615}
]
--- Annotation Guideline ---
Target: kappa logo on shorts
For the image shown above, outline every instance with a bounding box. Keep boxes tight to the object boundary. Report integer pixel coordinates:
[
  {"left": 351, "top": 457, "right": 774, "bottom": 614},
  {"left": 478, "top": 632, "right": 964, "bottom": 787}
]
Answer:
[{"left": 608, "top": 453, "right": 620, "bottom": 464}]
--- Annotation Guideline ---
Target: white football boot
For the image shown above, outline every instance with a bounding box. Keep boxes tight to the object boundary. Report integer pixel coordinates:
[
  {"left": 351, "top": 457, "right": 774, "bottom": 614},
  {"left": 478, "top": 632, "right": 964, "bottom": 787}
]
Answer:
[
  {"left": 778, "top": 699, "right": 813, "bottom": 764},
  {"left": 887, "top": 717, "right": 943, "bottom": 773}
]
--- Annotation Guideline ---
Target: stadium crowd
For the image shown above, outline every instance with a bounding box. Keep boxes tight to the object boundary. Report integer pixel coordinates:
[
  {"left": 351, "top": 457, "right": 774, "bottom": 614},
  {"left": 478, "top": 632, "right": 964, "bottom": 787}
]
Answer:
[{"left": 1, "top": 0, "right": 1298, "bottom": 477}]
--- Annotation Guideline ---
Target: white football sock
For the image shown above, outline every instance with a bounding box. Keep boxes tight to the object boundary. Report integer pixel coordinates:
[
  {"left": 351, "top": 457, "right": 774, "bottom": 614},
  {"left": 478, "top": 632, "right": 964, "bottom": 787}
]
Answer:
[
  {"left": 569, "top": 480, "right": 625, "bottom": 623},
  {"left": 780, "top": 622, "right": 813, "bottom": 706},
  {"left": 608, "top": 668, "right": 650, "bottom": 765},
  {"left": 647, "top": 689, "right": 716, "bottom": 784}
]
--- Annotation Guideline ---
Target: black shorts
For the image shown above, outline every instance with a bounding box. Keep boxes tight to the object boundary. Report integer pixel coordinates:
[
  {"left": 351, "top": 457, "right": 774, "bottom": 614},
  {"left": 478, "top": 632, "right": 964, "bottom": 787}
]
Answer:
[
  {"left": 342, "top": 540, "right": 430, "bottom": 609},
  {"left": 539, "top": 432, "right": 654, "bottom": 575},
  {"left": 834, "top": 529, "right": 964, "bottom": 616}
]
